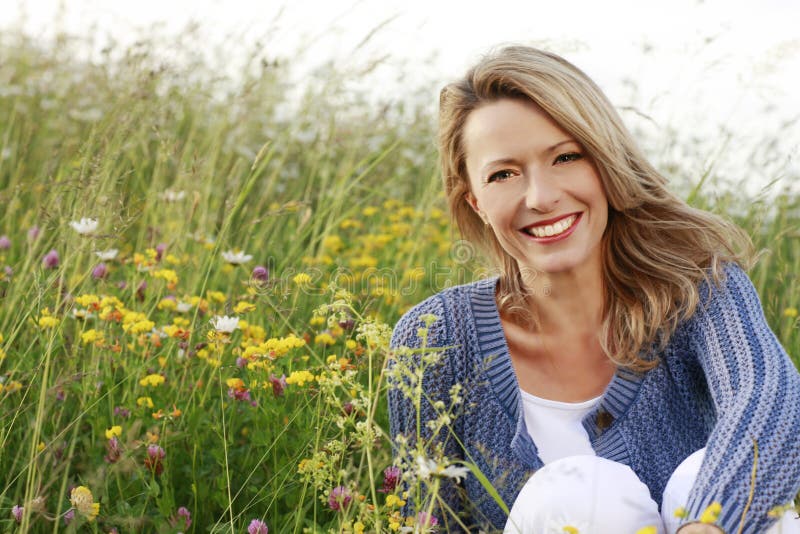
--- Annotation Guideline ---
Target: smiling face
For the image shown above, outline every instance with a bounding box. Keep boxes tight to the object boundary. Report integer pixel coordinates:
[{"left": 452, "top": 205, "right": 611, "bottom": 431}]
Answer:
[{"left": 463, "top": 98, "right": 608, "bottom": 279}]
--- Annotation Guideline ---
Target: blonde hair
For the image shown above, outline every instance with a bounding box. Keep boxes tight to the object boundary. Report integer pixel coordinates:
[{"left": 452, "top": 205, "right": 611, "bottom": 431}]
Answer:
[{"left": 439, "top": 45, "right": 754, "bottom": 371}]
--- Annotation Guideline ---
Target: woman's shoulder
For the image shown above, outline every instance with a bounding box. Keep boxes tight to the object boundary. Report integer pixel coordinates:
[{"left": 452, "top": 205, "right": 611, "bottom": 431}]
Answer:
[{"left": 390, "top": 276, "right": 498, "bottom": 348}]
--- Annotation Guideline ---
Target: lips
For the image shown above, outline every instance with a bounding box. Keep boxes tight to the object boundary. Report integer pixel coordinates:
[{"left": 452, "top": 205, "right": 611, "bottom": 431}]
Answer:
[{"left": 519, "top": 212, "right": 582, "bottom": 240}]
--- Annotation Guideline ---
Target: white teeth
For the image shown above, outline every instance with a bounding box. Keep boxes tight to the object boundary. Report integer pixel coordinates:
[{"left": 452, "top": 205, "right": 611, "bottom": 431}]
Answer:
[{"left": 524, "top": 214, "right": 577, "bottom": 238}]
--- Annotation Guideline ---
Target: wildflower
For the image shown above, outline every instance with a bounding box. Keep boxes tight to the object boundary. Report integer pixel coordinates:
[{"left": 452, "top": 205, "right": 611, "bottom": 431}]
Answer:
[
  {"left": 417, "top": 512, "right": 438, "bottom": 529},
  {"left": 155, "top": 243, "right": 167, "bottom": 261},
  {"left": 95, "top": 248, "right": 119, "bottom": 261},
  {"left": 222, "top": 250, "right": 253, "bottom": 265},
  {"left": 248, "top": 519, "right": 269, "bottom": 534},
  {"left": 292, "top": 272, "right": 312, "bottom": 286},
  {"left": 137, "top": 396, "right": 154, "bottom": 408},
  {"left": 63, "top": 508, "right": 75, "bottom": 525},
  {"left": 91, "top": 263, "right": 108, "bottom": 279},
  {"left": 699, "top": 501, "right": 722, "bottom": 523},
  {"left": 114, "top": 406, "right": 130, "bottom": 418},
  {"left": 385, "top": 494, "right": 406, "bottom": 508},
  {"left": 233, "top": 301, "right": 256, "bottom": 314},
  {"left": 139, "top": 374, "right": 165, "bottom": 387},
  {"left": 28, "top": 226, "right": 40, "bottom": 240},
  {"left": 69, "top": 217, "right": 99, "bottom": 235},
  {"left": 38, "top": 314, "right": 60, "bottom": 329},
  {"left": 0, "top": 235, "right": 9, "bottom": 249},
  {"left": 252, "top": 265, "right": 269, "bottom": 282},
  {"left": 104, "top": 436, "right": 121, "bottom": 463},
  {"left": 69, "top": 486, "right": 100, "bottom": 521},
  {"left": 42, "top": 249, "right": 59, "bottom": 269},
  {"left": 170, "top": 506, "right": 192, "bottom": 529},
  {"left": 315, "top": 332, "right": 335, "bottom": 345},
  {"left": 210, "top": 315, "right": 239, "bottom": 333},
  {"left": 285, "top": 370, "right": 315, "bottom": 387},
  {"left": 152, "top": 268, "right": 179, "bottom": 285},
  {"left": 81, "top": 329, "right": 104, "bottom": 345},
  {"left": 158, "top": 297, "right": 178, "bottom": 311},
  {"left": 145, "top": 444, "right": 166, "bottom": 475},
  {"left": 105, "top": 426, "right": 122, "bottom": 439},
  {"left": 328, "top": 486, "right": 352, "bottom": 511},
  {"left": 136, "top": 280, "right": 147, "bottom": 301},
  {"left": 269, "top": 374, "right": 287, "bottom": 397},
  {"left": 160, "top": 189, "right": 187, "bottom": 202},
  {"left": 12, "top": 505, "right": 23, "bottom": 523},
  {"left": 784, "top": 307, "right": 799, "bottom": 318},
  {"left": 635, "top": 527, "right": 658, "bottom": 534},
  {"left": 380, "top": 466, "right": 401, "bottom": 493}
]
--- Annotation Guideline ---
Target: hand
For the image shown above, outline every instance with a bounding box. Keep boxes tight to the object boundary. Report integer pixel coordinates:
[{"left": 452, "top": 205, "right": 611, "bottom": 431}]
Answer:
[{"left": 676, "top": 523, "right": 725, "bottom": 534}]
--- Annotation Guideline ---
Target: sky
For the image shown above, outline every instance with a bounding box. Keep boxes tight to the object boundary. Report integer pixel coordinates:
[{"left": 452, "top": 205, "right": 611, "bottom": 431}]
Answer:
[{"left": 2, "top": 0, "right": 799, "bottom": 195}]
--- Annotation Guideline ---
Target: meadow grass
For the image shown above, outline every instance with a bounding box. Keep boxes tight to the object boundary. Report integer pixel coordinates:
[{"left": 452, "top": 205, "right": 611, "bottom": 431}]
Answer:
[{"left": 0, "top": 30, "right": 798, "bottom": 533}]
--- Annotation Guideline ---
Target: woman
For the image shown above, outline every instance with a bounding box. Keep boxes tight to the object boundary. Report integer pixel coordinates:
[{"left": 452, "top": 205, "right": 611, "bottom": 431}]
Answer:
[{"left": 386, "top": 46, "right": 800, "bottom": 533}]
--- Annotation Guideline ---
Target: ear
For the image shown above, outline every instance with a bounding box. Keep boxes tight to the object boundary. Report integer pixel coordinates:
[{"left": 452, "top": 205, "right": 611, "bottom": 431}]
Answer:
[{"left": 464, "top": 191, "right": 481, "bottom": 217}]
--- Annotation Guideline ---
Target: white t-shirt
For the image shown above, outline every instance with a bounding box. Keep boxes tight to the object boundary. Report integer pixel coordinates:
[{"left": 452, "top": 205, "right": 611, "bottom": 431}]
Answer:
[{"left": 520, "top": 388, "right": 602, "bottom": 464}]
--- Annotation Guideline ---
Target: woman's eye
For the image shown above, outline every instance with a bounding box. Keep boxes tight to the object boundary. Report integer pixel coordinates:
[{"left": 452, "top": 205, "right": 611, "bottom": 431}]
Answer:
[
  {"left": 487, "top": 170, "right": 515, "bottom": 183},
  {"left": 554, "top": 152, "right": 582, "bottom": 165}
]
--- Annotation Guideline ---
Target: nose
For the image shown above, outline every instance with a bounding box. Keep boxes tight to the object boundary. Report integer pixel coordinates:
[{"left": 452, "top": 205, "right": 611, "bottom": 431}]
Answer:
[{"left": 524, "top": 172, "right": 561, "bottom": 212}]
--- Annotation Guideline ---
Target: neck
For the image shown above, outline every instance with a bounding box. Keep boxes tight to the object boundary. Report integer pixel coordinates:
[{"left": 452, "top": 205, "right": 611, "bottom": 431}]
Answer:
[{"left": 520, "top": 262, "right": 605, "bottom": 337}]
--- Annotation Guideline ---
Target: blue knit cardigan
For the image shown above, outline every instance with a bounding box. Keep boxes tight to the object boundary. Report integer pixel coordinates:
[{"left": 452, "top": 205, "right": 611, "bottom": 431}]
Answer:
[{"left": 387, "top": 263, "right": 800, "bottom": 533}]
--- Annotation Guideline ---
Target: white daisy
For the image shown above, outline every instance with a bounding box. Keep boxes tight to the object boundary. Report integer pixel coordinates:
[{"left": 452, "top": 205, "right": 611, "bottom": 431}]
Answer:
[
  {"left": 176, "top": 301, "right": 192, "bottom": 313},
  {"left": 160, "top": 189, "right": 187, "bottom": 202},
  {"left": 222, "top": 250, "right": 253, "bottom": 265},
  {"left": 95, "top": 248, "right": 119, "bottom": 261},
  {"left": 69, "top": 218, "right": 99, "bottom": 235},
  {"left": 210, "top": 315, "right": 239, "bottom": 333}
]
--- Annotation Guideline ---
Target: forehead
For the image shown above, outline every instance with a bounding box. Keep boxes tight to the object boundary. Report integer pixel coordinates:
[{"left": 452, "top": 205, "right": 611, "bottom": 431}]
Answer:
[
  {"left": 462, "top": 99, "right": 572, "bottom": 158},
  {"left": 463, "top": 98, "right": 572, "bottom": 155}
]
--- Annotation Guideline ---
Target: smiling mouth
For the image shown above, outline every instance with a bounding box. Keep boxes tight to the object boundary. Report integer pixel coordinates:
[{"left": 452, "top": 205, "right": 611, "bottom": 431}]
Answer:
[{"left": 521, "top": 214, "right": 579, "bottom": 238}]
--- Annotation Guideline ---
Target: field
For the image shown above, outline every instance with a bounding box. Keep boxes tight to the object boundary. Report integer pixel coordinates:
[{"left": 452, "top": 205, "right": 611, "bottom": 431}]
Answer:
[{"left": 1, "top": 30, "right": 799, "bottom": 533}]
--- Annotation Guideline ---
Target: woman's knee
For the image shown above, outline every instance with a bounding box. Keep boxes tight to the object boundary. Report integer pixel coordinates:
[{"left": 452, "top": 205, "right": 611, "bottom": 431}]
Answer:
[{"left": 505, "top": 455, "right": 663, "bottom": 534}]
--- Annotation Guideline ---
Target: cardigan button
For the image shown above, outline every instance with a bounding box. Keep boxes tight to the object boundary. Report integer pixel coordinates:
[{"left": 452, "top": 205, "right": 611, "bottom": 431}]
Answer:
[{"left": 597, "top": 410, "right": 614, "bottom": 431}]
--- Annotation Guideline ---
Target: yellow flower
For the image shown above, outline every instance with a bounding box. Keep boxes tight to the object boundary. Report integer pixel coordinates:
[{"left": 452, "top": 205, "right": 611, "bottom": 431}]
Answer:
[
  {"left": 293, "top": 272, "right": 312, "bottom": 286},
  {"left": 70, "top": 486, "right": 100, "bottom": 521},
  {"left": 362, "top": 206, "right": 378, "bottom": 217},
  {"left": 562, "top": 527, "right": 579, "bottom": 534},
  {"left": 105, "top": 426, "right": 122, "bottom": 439},
  {"left": 321, "top": 234, "right": 344, "bottom": 253},
  {"left": 38, "top": 314, "right": 59, "bottom": 329},
  {"left": 37, "top": 441, "right": 45, "bottom": 452},
  {"left": 636, "top": 527, "right": 658, "bottom": 534},
  {"left": 233, "top": 301, "right": 256, "bottom": 314},
  {"left": 354, "top": 521, "right": 365, "bottom": 534},
  {"left": 673, "top": 506, "right": 688, "bottom": 519},
  {"left": 784, "top": 307, "right": 799, "bottom": 318},
  {"left": 699, "top": 501, "right": 722, "bottom": 523},
  {"left": 2, "top": 380, "right": 22, "bottom": 393},
  {"left": 285, "top": 370, "right": 315, "bottom": 387},
  {"left": 81, "top": 329, "right": 104, "bottom": 345},
  {"left": 152, "top": 268, "right": 179, "bottom": 285},
  {"left": 206, "top": 290, "right": 226, "bottom": 303},
  {"left": 309, "top": 315, "right": 326, "bottom": 327},
  {"left": 385, "top": 494, "right": 406, "bottom": 507},
  {"left": 74, "top": 294, "right": 100, "bottom": 308},
  {"left": 157, "top": 298, "right": 177, "bottom": 311},
  {"left": 139, "top": 374, "right": 165, "bottom": 387},
  {"left": 226, "top": 377, "right": 245, "bottom": 389},
  {"left": 314, "top": 332, "right": 335, "bottom": 346},
  {"left": 0, "top": 346, "right": 6, "bottom": 361},
  {"left": 137, "top": 396, "right": 154, "bottom": 408}
]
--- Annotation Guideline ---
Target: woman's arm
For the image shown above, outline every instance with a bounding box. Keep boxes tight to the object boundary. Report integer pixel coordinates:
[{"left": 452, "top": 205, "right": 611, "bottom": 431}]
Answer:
[
  {"left": 386, "top": 293, "right": 467, "bottom": 532},
  {"left": 682, "top": 263, "right": 800, "bottom": 533}
]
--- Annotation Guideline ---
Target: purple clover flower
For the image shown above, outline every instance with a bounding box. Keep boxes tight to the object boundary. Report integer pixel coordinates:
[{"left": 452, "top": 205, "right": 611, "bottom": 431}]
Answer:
[
  {"left": 417, "top": 511, "right": 439, "bottom": 529},
  {"left": 63, "top": 508, "right": 75, "bottom": 525},
  {"left": 42, "top": 249, "right": 59, "bottom": 269},
  {"left": 0, "top": 235, "right": 10, "bottom": 249},
  {"left": 247, "top": 518, "right": 268, "bottom": 534},
  {"left": 12, "top": 505, "right": 23, "bottom": 523},
  {"left": 328, "top": 486, "right": 352, "bottom": 511},
  {"left": 269, "top": 374, "right": 287, "bottom": 397},
  {"left": 380, "top": 466, "right": 401, "bottom": 493},
  {"left": 92, "top": 262, "right": 108, "bottom": 279},
  {"left": 252, "top": 265, "right": 269, "bottom": 283},
  {"left": 28, "top": 226, "right": 40, "bottom": 240},
  {"left": 155, "top": 243, "right": 167, "bottom": 261}
]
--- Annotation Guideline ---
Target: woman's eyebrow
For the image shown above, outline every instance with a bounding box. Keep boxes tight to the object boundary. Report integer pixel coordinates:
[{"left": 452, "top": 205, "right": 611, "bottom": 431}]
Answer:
[{"left": 479, "top": 139, "right": 579, "bottom": 174}]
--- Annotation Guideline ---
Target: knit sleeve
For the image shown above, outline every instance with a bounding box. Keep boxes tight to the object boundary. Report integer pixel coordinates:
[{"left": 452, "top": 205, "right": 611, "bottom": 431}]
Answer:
[
  {"left": 682, "top": 263, "right": 800, "bottom": 533},
  {"left": 386, "top": 292, "right": 468, "bottom": 532}
]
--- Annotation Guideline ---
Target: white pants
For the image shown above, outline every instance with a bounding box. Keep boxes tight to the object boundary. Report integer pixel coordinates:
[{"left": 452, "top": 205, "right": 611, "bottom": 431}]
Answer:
[{"left": 504, "top": 448, "right": 800, "bottom": 534}]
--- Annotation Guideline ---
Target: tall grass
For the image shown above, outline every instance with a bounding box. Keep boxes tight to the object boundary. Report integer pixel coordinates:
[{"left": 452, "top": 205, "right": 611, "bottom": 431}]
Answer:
[{"left": 0, "top": 27, "right": 798, "bottom": 533}]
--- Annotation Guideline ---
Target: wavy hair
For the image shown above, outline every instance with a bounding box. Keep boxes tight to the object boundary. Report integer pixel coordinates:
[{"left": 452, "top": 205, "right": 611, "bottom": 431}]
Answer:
[{"left": 439, "top": 45, "right": 754, "bottom": 371}]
